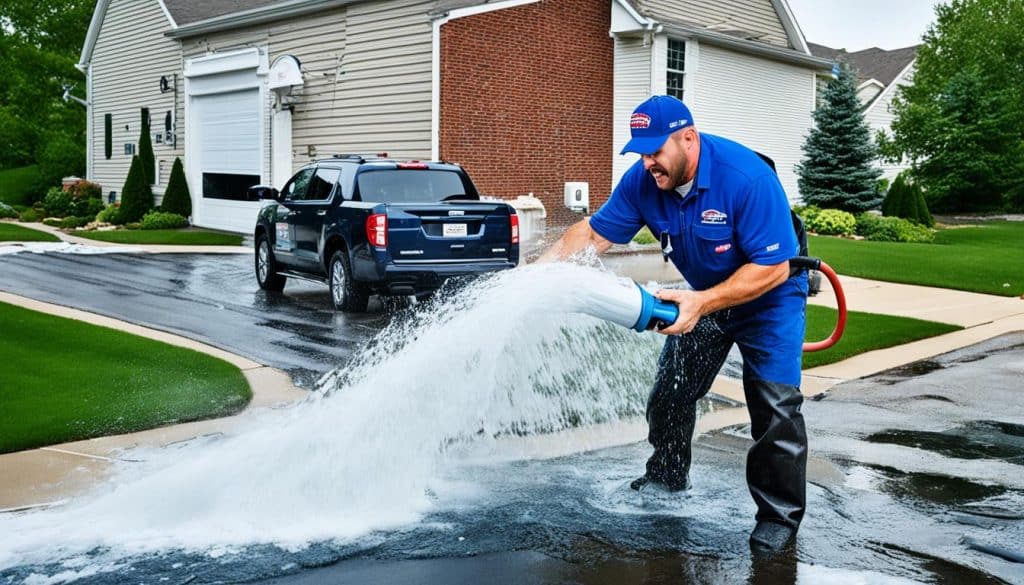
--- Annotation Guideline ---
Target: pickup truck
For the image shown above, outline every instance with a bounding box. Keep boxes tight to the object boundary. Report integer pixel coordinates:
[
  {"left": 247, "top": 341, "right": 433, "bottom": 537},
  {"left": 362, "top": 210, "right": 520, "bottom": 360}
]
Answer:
[{"left": 251, "top": 157, "right": 520, "bottom": 312}]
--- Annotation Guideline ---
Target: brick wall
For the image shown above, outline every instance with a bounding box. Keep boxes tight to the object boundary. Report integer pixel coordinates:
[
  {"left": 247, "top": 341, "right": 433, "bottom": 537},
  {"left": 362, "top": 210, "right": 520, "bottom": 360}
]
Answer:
[{"left": 439, "top": 0, "right": 614, "bottom": 226}]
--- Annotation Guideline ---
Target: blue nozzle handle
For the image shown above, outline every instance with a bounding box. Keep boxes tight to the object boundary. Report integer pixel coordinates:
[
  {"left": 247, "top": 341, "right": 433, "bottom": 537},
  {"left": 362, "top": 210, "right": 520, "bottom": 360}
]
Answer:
[{"left": 632, "top": 284, "right": 680, "bottom": 332}]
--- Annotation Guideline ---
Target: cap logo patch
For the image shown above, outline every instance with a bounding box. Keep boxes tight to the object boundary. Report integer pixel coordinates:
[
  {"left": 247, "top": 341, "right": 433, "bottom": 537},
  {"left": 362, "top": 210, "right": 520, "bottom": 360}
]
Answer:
[
  {"left": 668, "top": 119, "right": 689, "bottom": 129},
  {"left": 701, "top": 209, "right": 727, "bottom": 225},
  {"left": 630, "top": 113, "right": 651, "bottom": 129}
]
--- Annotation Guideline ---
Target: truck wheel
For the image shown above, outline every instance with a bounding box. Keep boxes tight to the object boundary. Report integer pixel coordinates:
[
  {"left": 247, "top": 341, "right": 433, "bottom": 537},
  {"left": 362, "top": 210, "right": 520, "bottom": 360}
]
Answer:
[
  {"left": 255, "top": 234, "right": 286, "bottom": 292},
  {"left": 329, "top": 250, "right": 369, "bottom": 312}
]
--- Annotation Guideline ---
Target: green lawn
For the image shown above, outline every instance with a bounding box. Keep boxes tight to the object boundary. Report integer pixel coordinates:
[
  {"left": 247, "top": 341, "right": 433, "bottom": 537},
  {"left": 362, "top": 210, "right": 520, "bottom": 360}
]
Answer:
[
  {"left": 808, "top": 220, "right": 1024, "bottom": 296},
  {"left": 0, "top": 301, "right": 252, "bottom": 454},
  {"left": 802, "top": 305, "right": 962, "bottom": 369},
  {"left": 0, "top": 165, "right": 39, "bottom": 206},
  {"left": 72, "top": 229, "right": 244, "bottom": 246},
  {"left": 0, "top": 222, "right": 60, "bottom": 242}
]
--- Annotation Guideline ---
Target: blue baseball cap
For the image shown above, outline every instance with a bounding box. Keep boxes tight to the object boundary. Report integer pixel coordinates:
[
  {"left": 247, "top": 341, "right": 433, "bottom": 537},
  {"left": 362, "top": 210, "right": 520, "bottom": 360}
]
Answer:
[{"left": 620, "top": 95, "right": 694, "bottom": 155}]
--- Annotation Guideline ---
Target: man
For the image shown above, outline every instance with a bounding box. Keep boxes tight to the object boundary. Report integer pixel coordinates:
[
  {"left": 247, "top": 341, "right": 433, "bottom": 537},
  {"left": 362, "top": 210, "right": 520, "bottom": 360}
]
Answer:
[{"left": 540, "top": 95, "right": 808, "bottom": 552}]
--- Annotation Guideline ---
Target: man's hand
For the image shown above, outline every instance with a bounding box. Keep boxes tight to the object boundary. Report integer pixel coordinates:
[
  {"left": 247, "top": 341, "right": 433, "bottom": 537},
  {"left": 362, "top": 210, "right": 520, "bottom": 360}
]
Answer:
[{"left": 654, "top": 289, "right": 707, "bottom": 335}]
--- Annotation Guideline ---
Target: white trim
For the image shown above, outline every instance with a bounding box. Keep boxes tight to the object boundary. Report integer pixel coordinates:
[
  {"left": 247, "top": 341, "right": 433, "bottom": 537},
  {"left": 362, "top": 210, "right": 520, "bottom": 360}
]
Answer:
[
  {"left": 155, "top": 0, "right": 178, "bottom": 28},
  {"left": 857, "top": 79, "right": 885, "bottom": 91},
  {"left": 651, "top": 34, "right": 667, "bottom": 95},
  {"left": 185, "top": 48, "right": 262, "bottom": 78},
  {"left": 684, "top": 38, "right": 699, "bottom": 106},
  {"left": 77, "top": 0, "right": 109, "bottom": 70},
  {"left": 771, "top": 0, "right": 810, "bottom": 54},
  {"left": 431, "top": 0, "right": 542, "bottom": 160},
  {"left": 610, "top": 0, "right": 651, "bottom": 33},
  {"left": 864, "top": 58, "right": 915, "bottom": 113},
  {"left": 85, "top": 64, "right": 93, "bottom": 181}
]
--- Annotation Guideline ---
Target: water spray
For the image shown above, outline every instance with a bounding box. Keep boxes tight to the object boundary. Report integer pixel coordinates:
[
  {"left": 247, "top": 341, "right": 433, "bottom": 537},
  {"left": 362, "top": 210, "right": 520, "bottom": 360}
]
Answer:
[{"left": 577, "top": 256, "right": 847, "bottom": 352}]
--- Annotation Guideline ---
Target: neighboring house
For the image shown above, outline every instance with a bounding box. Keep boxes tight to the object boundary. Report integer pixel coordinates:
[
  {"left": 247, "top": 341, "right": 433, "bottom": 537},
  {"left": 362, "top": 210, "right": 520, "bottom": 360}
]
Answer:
[
  {"left": 78, "top": 0, "right": 831, "bottom": 233},
  {"left": 808, "top": 43, "right": 918, "bottom": 182}
]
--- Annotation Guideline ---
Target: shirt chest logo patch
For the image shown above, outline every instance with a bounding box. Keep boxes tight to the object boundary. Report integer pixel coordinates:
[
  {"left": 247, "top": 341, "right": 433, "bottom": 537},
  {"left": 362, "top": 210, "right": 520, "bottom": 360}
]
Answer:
[
  {"left": 715, "top": 243, "right": 732, "bottom": 254},
  {"left": 701, "top": 209, "right": 728, "bottom": 225},
  {"left": 630, "top": 113, "right": 651, "bottom": 129}
]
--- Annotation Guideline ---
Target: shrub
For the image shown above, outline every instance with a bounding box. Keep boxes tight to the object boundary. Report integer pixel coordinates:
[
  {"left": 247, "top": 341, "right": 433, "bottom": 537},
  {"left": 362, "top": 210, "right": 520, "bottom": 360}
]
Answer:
[
  {"left": 73, "top": 197, "right": 106, "bottom": 219},
  {"left": 42, "top": 187, "right": 74, "bottom": 217},
  {"left": 793, "top": 205, "right": 822, "bottom": 227},
  {"left": 882, "top": 173, "right": 934, "bottom": 227},
  {"left": 807, "top": 208, "right": 856, "bottom": 236},
  {"left": 141, "top": 211, "right": 188, "bottom": 230},
  {"left": 0, "top": 202, "right": 18, "bottom": 219},
  {"left": 43, "top": 218, "right": 63, "bottom": 228},
  {"left": 856, "top": 213, "right": 934, "bottom": 243},
  {"left": 60, "top": 216, "right": 93, "bottom": 229},
  {"left": 68, "top": 180, "right": 102, "bottom": 200},
  {"left": 118, "top": 156, "right": 154, "bottom": 223},
  {"left": 95, "top": 204, "right": 120, "bottom": 224},
  {"left": 160, "top": 157, "right": 192, "bottom": 218},
  {"left": 18, "top": 208, "right": 41, "bottom": 222},
  {"left": 139, "top": 108, "right": 155, "bottom": 185},
  {"left": 632, "top": 227, "right": 657, "bottom": 245}
]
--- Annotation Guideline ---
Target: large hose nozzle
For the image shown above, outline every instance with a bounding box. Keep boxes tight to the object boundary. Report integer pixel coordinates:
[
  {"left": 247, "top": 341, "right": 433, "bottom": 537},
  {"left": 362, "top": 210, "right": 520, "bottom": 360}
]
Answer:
[{"left": 574, "top": 277, "right": 679, "bottom": 332}]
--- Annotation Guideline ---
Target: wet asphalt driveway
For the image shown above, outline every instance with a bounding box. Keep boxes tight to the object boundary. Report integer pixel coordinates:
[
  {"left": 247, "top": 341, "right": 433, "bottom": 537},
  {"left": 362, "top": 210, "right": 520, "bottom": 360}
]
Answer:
[{"left": 0, "top": 249, "right": 386, "bottom": 388}]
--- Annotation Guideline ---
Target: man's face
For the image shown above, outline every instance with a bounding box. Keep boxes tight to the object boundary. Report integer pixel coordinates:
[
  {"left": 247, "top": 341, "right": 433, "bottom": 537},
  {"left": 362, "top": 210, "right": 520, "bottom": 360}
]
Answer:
[{"left": 641, "top": 127, "right": 698, "bottom": 191}]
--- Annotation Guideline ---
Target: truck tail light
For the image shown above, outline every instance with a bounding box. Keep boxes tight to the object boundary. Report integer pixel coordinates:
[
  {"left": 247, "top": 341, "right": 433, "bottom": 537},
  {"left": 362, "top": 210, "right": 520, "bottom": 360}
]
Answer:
[
  {"left": 510, "top": 213, "right": 519, "bottom": 245},
  {"left": 366, "top": 214, "right": 387, "bottom": 248}
]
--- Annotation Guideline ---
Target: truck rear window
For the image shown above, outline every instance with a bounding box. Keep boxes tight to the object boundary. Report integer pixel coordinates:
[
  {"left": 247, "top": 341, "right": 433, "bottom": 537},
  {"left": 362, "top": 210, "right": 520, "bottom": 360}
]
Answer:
[{"left": 357, "top": 170, "right": 475, "bottom": 204}]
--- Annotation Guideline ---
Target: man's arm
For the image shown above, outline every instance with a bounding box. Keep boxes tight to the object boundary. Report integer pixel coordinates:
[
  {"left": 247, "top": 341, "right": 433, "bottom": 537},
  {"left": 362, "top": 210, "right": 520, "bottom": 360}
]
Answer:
[
  {"left": 654, "top": 260, "right": 790, "bottom": 335},
  {"left": 536, "top": 218, "right": 614, "bottom": 263}
]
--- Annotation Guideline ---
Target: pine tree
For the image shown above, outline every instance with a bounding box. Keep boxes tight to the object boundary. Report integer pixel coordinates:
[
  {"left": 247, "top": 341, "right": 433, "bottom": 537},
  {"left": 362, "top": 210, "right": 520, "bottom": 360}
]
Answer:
[
  {"left": 160, "top": 157, "right": 192, "bottom": 218},
  {"left": 118, "top": 155, "right": 153, "bottom": 223},
  {"left": 796, "top": 63, "right": 883, "bottom": 212},
  {"left": 912, "top": 182, "right": 934, "bottom": 227},
  {"left": 138, "top": 108, "right": 155, "bottom": 185}
]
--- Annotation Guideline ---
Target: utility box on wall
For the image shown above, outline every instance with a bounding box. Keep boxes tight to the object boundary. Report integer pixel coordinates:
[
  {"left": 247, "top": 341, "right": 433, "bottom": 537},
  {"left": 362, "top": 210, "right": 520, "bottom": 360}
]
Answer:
[{"left": 564, "top": 182, "right": 589, "bottom": 213}]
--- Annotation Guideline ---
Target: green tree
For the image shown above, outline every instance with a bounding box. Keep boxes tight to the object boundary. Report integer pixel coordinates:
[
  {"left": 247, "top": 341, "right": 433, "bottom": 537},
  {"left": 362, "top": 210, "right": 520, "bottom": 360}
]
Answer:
[
  {"left": 160, "top": 157, "right": 192, "bottom": 218},
  {"left": 879, "top": 0, "right": 1024, "bottom": 212},
  {"left": 118, "top": 156, "right": 153, "bottom": 223},
  {"left": 138, "top": 109, "right": 155, "bottom": 185},
  {"left": 796, "top": 64, "right": 883, "bottom": 212},
  {"left": 0, "top": 1, "right": 93, "bottom": 175}
]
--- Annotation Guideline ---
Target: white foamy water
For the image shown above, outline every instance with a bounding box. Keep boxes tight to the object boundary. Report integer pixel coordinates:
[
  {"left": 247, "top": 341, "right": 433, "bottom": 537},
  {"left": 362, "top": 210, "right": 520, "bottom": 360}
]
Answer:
[{"left": 0, "top": 262, "right": 664, "bottom": 571}]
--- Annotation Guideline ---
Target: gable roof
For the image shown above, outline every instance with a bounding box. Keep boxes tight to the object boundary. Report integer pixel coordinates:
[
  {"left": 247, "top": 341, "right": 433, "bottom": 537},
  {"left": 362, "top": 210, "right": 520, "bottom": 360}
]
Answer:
[
  {"left": 163, "top": 0, "right": 285, "bottom": 25},
  {"left": 808, "top": 42, "right": 918, "bottom": 87}
]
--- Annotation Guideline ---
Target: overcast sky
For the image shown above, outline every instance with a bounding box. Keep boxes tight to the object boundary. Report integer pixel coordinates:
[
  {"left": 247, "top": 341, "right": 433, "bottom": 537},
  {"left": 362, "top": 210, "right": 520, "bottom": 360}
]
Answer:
[{"left": 786, "top": 0, "right": 945, "bottom": 51}]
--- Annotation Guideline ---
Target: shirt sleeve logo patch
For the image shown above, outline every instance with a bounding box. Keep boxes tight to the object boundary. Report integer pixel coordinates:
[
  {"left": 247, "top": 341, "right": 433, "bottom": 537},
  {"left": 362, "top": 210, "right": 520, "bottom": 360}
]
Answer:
[
  {"left": 766, "top": 243, "right": 780, "bottom": 252},
  {"left": 630, "top": 113, "right": 652, "bottom": 129},
  {"left": 700, "top": 209, "right": 728, "bottom": 224}
]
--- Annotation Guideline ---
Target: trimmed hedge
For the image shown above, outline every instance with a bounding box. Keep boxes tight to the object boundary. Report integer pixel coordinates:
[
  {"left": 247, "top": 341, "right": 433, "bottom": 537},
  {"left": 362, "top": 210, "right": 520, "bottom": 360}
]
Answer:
[
  {"left": 141, "top": 211, "right": 188, "bottom": 230},
  {"left": 160, "top": 157, "right": 192, "bottom": 218},
  {"left": 856, "top": 213, "right": 934, "bottom": 243},
  {"left": 808, "top": 208, "right": 856, "bottom": 236},
  {"left": 117, "top": 155, "right": 154, "bottom": 224}
]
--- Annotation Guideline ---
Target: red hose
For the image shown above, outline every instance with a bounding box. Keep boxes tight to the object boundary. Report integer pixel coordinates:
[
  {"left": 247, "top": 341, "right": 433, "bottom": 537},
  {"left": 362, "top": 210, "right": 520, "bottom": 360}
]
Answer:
[{"left": 803, "top": 260, "right": 847, "bottom": 352}]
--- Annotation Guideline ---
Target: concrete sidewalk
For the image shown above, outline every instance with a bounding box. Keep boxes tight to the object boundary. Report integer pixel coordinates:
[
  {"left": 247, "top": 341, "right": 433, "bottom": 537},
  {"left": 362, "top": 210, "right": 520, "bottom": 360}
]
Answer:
[
  {"left": 10, "top": 221, "right": 251, "bottom": 255},
  {"left": 1, "top": 237, "right": 1022, "bottom": 511}
]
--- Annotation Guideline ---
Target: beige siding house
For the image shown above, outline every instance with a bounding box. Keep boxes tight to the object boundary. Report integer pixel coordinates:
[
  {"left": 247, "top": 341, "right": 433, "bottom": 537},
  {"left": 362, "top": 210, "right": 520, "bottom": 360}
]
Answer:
[{"left": 79, "top": 0, "right": 829, "bottom": 232}]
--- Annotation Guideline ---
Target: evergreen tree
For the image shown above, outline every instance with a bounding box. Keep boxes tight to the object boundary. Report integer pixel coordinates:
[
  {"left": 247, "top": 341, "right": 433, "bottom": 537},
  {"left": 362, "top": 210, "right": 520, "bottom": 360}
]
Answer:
[
  {"left": 118, "top": 155, "right": 153, "bottom": 223},
  {"left": 796, "top": 64, "right": 883, "bottom": 212},
  {"left": 138, "top": 108, "right": 155, "bottom": 185},
  {"left": 912, "top": 182, "right": 935, "bottom": 227},
  {"left": 160, "top": 157, "right": 192, "bottom": 218},
  {"left": 881, "top": 173, "right": 908, "bottom": 217}
]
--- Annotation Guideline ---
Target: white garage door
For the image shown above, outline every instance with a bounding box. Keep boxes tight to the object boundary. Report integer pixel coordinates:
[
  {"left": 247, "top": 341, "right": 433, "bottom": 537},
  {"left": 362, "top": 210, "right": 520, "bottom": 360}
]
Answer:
[{"left": 193, "top": 88, "right": 262, "bottom": 233}]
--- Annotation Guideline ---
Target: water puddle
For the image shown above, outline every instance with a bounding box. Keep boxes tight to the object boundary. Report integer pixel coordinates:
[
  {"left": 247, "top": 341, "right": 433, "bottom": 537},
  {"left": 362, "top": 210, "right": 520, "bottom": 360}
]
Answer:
[{"left": 865, "top": 420, "right": 1024, "bottom": 464}]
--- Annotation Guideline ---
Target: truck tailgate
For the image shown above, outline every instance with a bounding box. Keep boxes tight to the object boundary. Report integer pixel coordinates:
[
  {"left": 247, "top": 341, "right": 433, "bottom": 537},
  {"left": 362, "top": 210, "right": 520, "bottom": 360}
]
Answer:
[{"left": 387, "top": 202, "right": 515, "bottom": 263}]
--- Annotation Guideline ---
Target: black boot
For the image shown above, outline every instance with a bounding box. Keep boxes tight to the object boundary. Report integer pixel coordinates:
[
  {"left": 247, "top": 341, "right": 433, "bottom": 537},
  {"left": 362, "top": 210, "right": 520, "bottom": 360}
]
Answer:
[
  {"left": 749, "top": 520, "right": 796, "bottom": 553},
  {"left": 743, "top": 378, "right": 807, "bottom": 530}
]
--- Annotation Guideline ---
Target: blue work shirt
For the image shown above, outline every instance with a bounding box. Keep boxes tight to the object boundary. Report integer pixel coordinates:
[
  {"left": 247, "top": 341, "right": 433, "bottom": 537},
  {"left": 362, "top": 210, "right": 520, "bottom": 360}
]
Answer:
[{"left": 590, "top": 133, "right": 799, "bottom": 297}]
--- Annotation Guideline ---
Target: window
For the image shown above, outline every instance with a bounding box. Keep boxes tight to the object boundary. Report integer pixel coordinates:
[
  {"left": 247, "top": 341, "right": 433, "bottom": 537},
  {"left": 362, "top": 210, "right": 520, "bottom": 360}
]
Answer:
[
  {"left": 306, "top": 167, "right": 341, "bottom": 201},
  {"left": 202, "top": 173, "right": 262, "bottom": 200},
  {"left": 104, "top": 114, "right": 112, "bottom": 159},
  {"left": 667, "top": 39, "right": 686, "bottom": 101},
  {"left": 280, "top": 168, "right": 315, "bottom": 201},
  {"left": 356, "top": 170, "right": 472, "bottom": 204}
]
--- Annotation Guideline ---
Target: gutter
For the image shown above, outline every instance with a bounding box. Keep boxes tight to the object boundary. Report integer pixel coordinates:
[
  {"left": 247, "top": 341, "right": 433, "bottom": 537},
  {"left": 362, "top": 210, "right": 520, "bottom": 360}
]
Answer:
[
  {"left": 167, "top": 0, "right": 360, "bottom": 39},
  {"left": 659, "top": 22, "right": 832, "bottom": 71}
]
